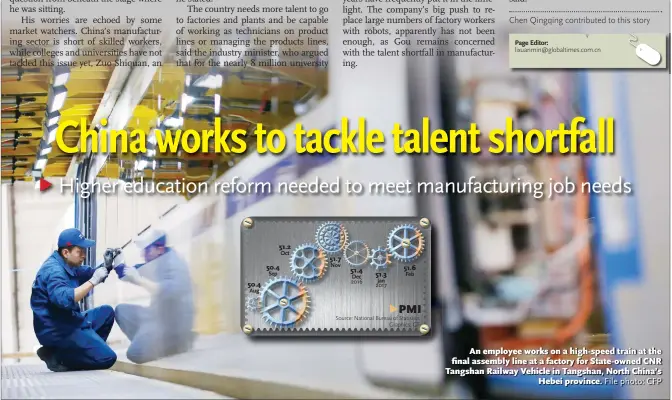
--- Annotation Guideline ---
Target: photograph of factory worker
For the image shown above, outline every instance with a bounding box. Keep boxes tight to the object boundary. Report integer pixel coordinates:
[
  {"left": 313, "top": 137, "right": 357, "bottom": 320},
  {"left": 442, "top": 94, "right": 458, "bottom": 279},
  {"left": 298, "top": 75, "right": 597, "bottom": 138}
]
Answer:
[
  {"left": 30, "top": 228, "right": 117, "bottom": 372},
  {"left": 114, "top": 230, "right": 195, "bottom": 364}
]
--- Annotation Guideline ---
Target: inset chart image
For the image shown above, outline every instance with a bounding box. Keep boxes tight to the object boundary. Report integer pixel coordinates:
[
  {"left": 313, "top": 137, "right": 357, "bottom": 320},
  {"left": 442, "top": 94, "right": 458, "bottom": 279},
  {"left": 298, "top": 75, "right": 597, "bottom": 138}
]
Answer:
[{"left": 241, "top": 217, "right": 432, "bottom": 337}]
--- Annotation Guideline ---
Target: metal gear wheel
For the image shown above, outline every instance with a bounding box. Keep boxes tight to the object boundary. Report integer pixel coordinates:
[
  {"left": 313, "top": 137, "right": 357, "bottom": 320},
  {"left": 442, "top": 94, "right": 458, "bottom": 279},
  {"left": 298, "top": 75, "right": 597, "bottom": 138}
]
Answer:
[
  {"left": 290, "top": 243, "right": 327, "bottom": 282},
  {"left": 387, "top": 224, "right": 425, "bottom": 263},
  {"left": 370, "top": 247, "right": 391, "bottom": 270},
  {"left": 315, "top": 221, "right": 348, "bottom": 254},
  {"left": 343, "top": 240, "right": 370, "bottom": 267},
  {"left": 259, "top": 277, "right": 310, "bottom": 328},
  {"left": 245, "top": 294, "right": 260, "bottom": 313}
]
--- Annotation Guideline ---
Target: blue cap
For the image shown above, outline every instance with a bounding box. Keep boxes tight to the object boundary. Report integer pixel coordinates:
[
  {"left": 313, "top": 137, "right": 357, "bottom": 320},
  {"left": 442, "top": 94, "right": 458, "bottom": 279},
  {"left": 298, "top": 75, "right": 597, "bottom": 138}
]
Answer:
[{"left": 58, "top": 228, "right": 95, "bottom": 248}]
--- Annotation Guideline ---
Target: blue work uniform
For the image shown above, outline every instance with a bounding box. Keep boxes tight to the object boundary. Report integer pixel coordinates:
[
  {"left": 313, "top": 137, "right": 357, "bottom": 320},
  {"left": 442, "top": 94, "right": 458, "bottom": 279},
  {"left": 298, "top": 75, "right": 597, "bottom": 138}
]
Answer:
[
  {"left": 115, "top": 248, "right": 195, "bottom": 364},
  {"left": 31, "top": 251, "right": 117, "bottom": 370}
]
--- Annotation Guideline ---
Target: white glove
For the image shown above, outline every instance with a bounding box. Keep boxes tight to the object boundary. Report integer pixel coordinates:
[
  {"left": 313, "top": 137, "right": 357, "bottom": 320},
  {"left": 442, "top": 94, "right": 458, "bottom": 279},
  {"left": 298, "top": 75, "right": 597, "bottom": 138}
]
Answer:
[
  {"left": 113, "top": 250, "right": 125, "bottom": 267},
  {"left": 121, "top": 264, "right": 141, "bottom": 284},
  {"left": 89, "top": 267, "right": 109, "bottom": 286}
]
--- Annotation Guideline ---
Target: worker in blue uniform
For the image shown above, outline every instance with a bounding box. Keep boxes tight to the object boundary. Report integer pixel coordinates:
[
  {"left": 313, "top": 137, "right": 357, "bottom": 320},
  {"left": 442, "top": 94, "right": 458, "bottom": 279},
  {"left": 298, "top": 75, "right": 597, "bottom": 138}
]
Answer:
[
  {"left": 114, "top": 230, "right": 195, "bottom": 364},
  {"left": 31, "top": 228, "right": 117, "bottom": 372}
]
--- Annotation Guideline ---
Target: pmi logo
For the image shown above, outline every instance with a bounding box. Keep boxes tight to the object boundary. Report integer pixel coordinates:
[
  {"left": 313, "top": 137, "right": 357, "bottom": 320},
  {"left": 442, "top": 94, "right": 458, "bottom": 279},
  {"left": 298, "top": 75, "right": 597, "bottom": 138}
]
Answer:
[{"left": 389, "top": 304, "right": 422, "bottom": 313}]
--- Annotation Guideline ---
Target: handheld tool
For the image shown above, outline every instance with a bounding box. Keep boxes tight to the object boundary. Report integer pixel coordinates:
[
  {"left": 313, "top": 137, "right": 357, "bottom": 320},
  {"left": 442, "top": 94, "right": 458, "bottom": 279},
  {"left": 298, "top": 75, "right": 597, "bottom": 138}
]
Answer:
[{"left": 96, "top": 247, "right": 122, "bottom": 283}]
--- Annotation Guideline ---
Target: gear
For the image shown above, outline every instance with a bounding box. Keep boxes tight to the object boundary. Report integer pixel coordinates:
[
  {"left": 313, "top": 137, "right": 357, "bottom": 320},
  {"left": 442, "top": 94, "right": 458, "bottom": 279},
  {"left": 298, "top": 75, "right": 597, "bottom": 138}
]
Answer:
[
  {"left": 370, "top": 247, "right": 391, "bottom": 270},
  {"left": 387, "top": 224, "right": 425, "bottom": 263},
  {"left": 259, "top": 277, "right": 310, "bottom": 328},
  {"left": 343, "top": 240, "right": 370, "bottom": 266},
  {"left": 290, "top": 243, "right": 327, "bottom": 282},
  {"left": 245, "top": 294, "right": 260, "bottom": 313},
  {"left": 315, "top": 222, "right": 348, "bottom": 254}
]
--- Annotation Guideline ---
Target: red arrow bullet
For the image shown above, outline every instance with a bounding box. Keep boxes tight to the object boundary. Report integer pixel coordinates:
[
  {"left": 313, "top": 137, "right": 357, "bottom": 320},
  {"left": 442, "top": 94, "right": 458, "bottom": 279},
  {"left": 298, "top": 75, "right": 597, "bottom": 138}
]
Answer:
[{"left": 38, "top": 178, "right": 52, "bottom": 192}]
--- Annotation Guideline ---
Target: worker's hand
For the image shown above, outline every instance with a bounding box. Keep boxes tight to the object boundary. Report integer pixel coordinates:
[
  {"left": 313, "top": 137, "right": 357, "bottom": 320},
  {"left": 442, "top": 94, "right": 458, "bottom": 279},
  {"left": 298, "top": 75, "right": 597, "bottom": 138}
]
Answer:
[
  {"left": 120, "top": 264, "right": 141, "bottom": 285},
  {"left": 89, "top": 267, "right": 110, "bottom": 286},
  {"left": 113, "top": 249, "right": 125, "bottom": 267}
]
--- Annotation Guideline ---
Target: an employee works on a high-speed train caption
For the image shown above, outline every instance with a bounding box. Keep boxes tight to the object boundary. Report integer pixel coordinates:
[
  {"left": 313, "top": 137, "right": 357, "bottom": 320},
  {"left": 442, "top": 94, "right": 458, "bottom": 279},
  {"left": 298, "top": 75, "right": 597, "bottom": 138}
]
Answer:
[
  {"left": 113, "top": 230, "right": 196, "bottom": 364},
  {"left": 31, "top": 228, "right": 118, "bottom": 372}
]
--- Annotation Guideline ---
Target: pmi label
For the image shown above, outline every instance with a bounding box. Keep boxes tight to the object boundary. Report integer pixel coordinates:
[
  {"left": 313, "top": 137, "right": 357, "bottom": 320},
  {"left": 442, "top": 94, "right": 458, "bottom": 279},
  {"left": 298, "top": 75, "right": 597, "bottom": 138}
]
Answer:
[{"left": 240, "top": 217, "right": 432, "bottom": 336}]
